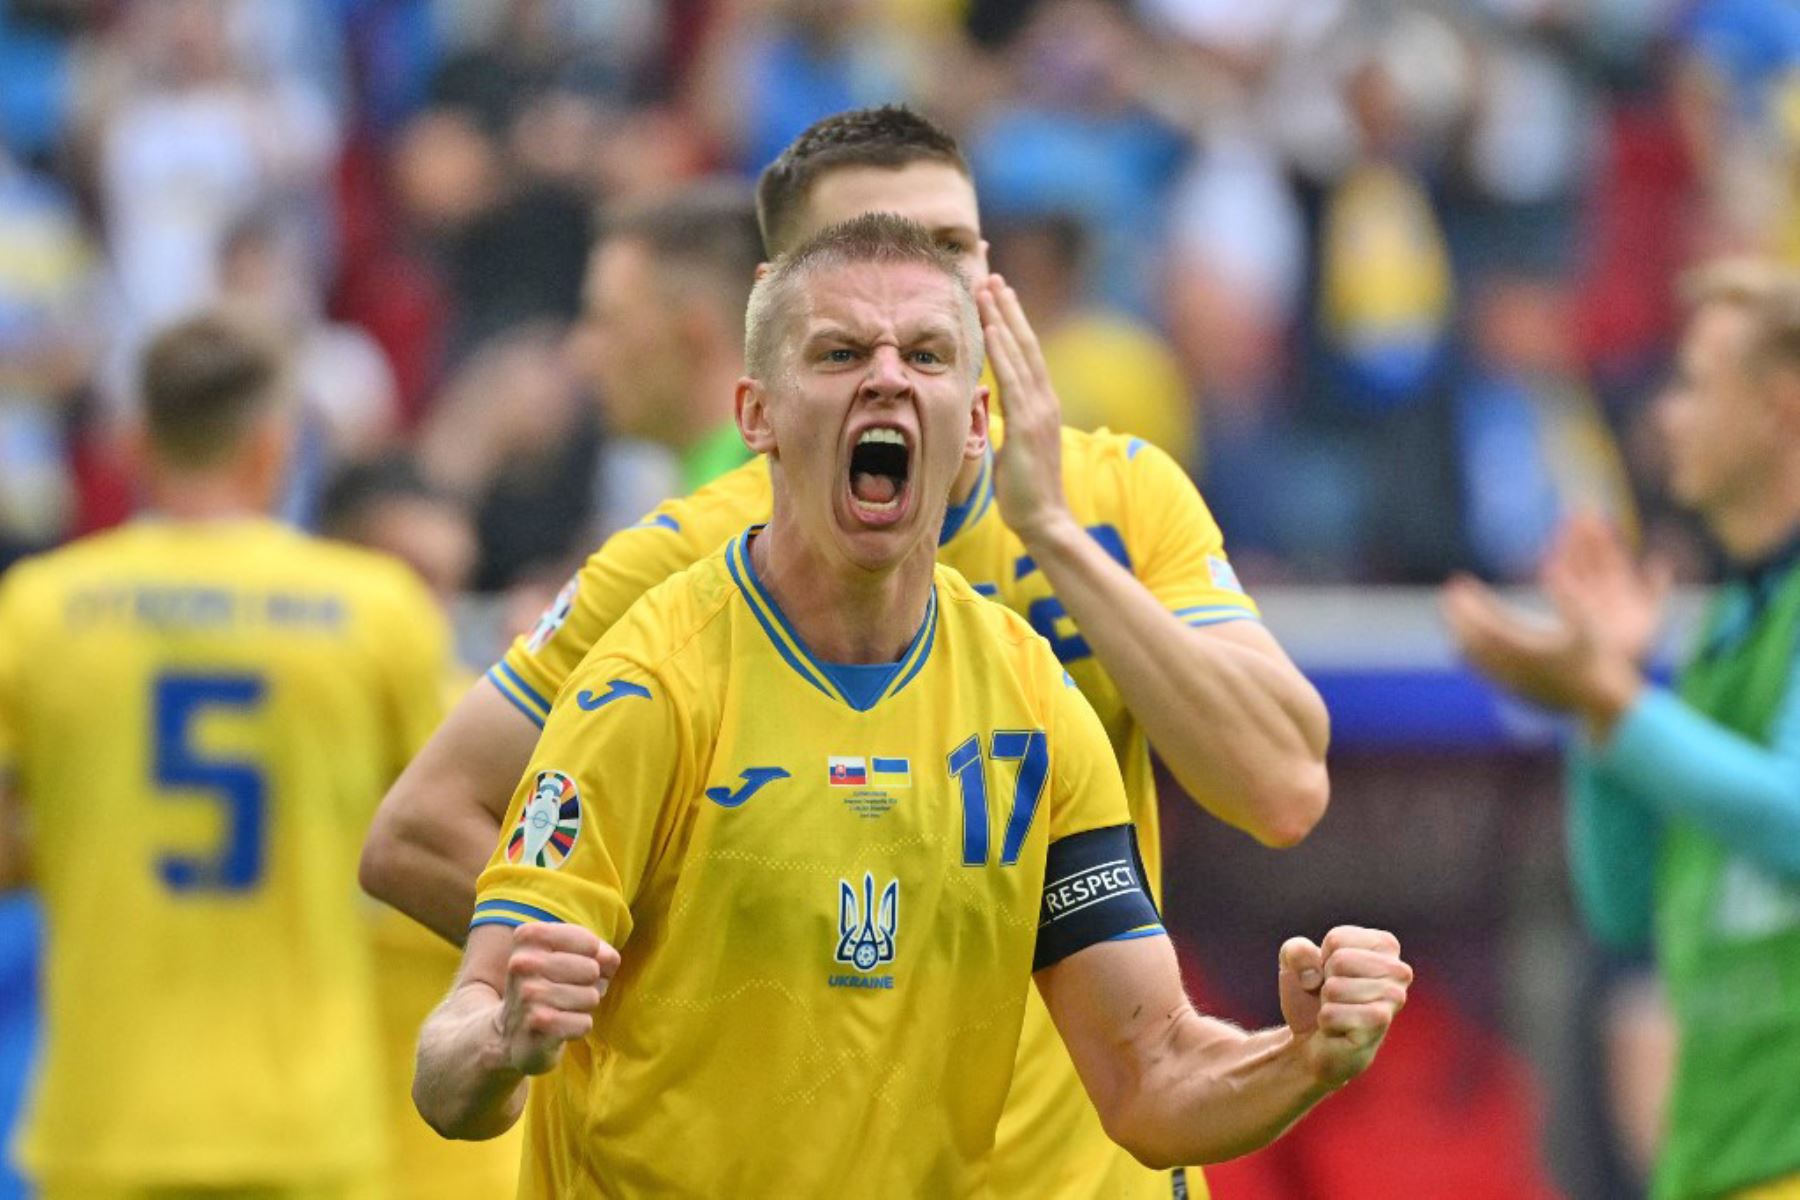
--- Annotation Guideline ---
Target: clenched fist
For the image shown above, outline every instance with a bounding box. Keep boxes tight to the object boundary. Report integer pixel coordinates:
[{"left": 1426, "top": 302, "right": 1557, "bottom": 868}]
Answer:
[
  {"left": 1278, "top": 926, "right": 1412, "bottom": 1089},
  {"left": 499, "top": 922, "right": 620, "bottom": 1076}
]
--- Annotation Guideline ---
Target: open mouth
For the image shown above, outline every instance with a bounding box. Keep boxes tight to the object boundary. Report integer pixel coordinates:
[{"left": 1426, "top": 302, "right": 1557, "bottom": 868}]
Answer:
[{"left": 848, "top": 427, "right": 911, "bottom": 519}]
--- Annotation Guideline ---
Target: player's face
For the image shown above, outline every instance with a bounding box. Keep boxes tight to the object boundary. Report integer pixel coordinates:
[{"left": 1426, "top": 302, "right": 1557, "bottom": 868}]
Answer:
[
  {"left": 800, "top": 163, "right": 988, "bottom": 281},
  {"left": 571, "top": 238, "right": 682, "bottom": 439},
  {"left": 748, "top": 260, "right": 987, "bottom": 571},
  {"left": 1657, "top": 302, "right": 1781, "bottom": 515}
]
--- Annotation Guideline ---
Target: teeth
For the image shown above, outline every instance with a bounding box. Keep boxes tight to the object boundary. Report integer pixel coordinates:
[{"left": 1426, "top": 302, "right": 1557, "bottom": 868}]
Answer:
[{"left": 857, "top": 428, "right": 906, "bottom": 447}]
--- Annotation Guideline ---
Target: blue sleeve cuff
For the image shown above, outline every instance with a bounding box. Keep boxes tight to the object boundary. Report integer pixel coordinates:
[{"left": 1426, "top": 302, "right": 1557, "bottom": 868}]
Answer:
[{"left": 485, "top": 664, "right": 550, "bottom": 728}]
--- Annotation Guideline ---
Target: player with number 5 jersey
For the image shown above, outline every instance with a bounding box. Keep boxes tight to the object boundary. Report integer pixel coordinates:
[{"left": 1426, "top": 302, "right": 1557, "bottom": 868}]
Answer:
[{"left": 0, "top": 317, "right": 450, "bottom": 1199}]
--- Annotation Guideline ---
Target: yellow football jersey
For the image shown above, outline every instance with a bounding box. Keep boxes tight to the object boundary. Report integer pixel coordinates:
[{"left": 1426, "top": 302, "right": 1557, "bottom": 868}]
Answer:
[
  {"left": 0, "top": 518, "right": 448, "bottom": 1190},
  {"left": 473, "top": 531, "right": 1152, "bottom": 1196},
  {"left": 489, "top": 423, "right": 1246, "bottom": 1198}
]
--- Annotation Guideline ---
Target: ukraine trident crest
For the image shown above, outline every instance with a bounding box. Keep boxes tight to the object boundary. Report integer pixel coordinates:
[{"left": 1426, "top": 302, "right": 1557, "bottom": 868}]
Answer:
[{"left": 836, "top": 873, "right": 899, "bottom": 971}]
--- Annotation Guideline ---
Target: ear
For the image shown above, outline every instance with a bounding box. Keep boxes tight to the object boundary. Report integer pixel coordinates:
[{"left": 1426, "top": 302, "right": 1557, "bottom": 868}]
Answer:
[
  {"left": 754, "top": 261, "right": 773, "bottom": 281},
  {"left": 964, "top": 384, "right": 990, "bottom": 463},
  {"left": 736, "top": 377, "right": 777, "bottom": 456},
  {"left": 1769, "top": 364, "right": 1800, "bottom": 431}
]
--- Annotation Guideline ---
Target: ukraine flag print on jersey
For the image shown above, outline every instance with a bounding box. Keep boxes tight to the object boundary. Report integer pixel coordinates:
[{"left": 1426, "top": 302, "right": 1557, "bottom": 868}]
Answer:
[{"left": 472, "top": 528, "right": 1158, "bottom": 1197}]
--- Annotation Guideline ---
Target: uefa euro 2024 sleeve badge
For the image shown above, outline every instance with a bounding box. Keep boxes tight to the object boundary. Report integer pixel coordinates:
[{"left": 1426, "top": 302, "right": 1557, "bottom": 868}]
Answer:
[
  {"left": 508, "top": 770, "right": 582, "bottom": 869},
  {"left": 525, "top": 575, "right": 579, "bottom": 652}
]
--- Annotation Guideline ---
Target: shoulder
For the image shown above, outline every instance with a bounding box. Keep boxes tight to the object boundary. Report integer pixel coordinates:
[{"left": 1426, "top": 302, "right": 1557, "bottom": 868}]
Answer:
[
  {"left": 1060, "top": 424, "right": 1177, "bottom": 484},
  {"left": 933, "top": 564, "right": 1062, "bottom": 680},
  {"left": 622, "top": 456, "right": 772, "bottom": 546},
  {"left": 587, "top": 542, "right": 741, "bottom": 675},
  {"left": 0, "top": 525, "right": 137, "bottom": 607}
]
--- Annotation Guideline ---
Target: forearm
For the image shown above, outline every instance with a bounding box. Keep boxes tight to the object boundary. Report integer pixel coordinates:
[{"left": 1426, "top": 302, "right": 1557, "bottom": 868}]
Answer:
[
  {"left": 361, "top": 681, "right": 537, "bottom": 943},
  {"left": 413, "top": 980, "right": 529, "bottom": 1140},
  {"left": 1108, "top": 1016, "right": 1332, "bottom": 1167},
  {"left": 362, "top": 791, "right": 499, "bottom": 944},
  {"left": 1565, "top": 749, "right": 1660, "bottom": 950},
  {"left": 1592, "top": 688, "right": 1800, "bottom": 879},
  {"left": 1023, "top": 517, "right": 1329, "bottom": 845}
]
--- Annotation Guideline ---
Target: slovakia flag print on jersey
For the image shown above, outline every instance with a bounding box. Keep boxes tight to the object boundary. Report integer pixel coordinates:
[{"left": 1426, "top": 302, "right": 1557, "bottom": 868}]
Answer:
[{"left": 828, "top": 757, "right": 867, "bottom": 786}]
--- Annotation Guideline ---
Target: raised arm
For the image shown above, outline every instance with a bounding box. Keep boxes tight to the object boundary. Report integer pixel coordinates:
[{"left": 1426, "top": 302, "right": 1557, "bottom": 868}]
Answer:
[
  {"left": 360, "top": 680, "right": 540, "bottom": 943},
  {"left": 978, "top": 278, "right": 1329, "bottom": 847},
  {"left": 1036, "top": 926, "right": 1410, "bottom": 1167}
]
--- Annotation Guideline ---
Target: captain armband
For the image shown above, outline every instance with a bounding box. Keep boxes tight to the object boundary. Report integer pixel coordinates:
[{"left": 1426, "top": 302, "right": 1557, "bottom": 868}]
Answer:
[{"left": 1033, "top": 824, "right": 1164, "bottom": 972}]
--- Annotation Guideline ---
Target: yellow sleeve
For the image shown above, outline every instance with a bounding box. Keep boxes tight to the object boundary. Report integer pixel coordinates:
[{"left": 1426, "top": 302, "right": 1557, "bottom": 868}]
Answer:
[
  {"left": 486, "top": 458, "right": 769, "bottom": 727},
  {"left": 471, "top": 656, "right": 689, "bottom": 946},
  {"left": 1120, "top": 439, "right": 1260, "bottom": 628},
  {"left": 1046, "top": 668, "right": 1135, "bottom": 841}
]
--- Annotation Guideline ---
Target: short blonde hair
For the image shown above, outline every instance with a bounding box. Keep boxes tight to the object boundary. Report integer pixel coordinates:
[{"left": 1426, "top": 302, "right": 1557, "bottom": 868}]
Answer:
[
  {"left": 1679, "top": 258, "right": 1800, "bottom": 373},
  {"left": 743, "top": 212, "right": 983, "bottom": 386}
]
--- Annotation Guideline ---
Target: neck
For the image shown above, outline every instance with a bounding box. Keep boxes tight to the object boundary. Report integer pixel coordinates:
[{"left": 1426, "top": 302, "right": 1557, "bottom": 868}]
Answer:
[
  {"left": 1710, "top": 460, "right": 1800, "bottom": 564},
  {"left": 750, "top": 515, "right": 936, "bottom": 664},
  {"left": 144, "top": 469, "right": 266, "bottom": 522}
]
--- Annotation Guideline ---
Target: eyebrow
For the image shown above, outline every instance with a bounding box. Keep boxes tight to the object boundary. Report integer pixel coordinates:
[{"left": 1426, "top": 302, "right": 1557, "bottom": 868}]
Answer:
[{"left": 802, "top": 320, "right": 963, "bottom": 350}]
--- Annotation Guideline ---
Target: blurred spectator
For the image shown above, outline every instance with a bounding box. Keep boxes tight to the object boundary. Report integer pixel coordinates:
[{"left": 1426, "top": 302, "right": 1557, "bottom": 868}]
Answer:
[
  {"left": 0, "top": 142, "right": 95, "bottom": 565},
  {"left": 1670, "top": 0, "right": 1800, "bottom": 261},
  {"left": 415, "top": 322, "right": 599, "bottom": 590},
  {"left": 989, "top": 210, "right": 1192, "bottom": 464},
  {"left": 968, "top": 0, "right": 1187, "bottom": 316},
  {"left": 77, "top": 0, "right": 340, "bottom": 387},
  {"left": 216, "top": 209, "right": 398, "bottom": 527},
  {"left": 1454, "top": 274, "right": 1637, "bottom": 582},
  {"left": 1308, "top": 39, "right": 1458, "bottom": 415},
  {"left": 318, "top": 453, "right": 476, "bottom": 610},
  {"left": 430, "top": 0, "right": 658, "bottom": 135},
  {"left": 692, "top": 0, "right": 915, "bottom": 173},
  {"left": 391, "top": 104, "right": 591, "bottom": 361},
  {"left": 0, "top": 2, "right": 77, "bottom": 166}
]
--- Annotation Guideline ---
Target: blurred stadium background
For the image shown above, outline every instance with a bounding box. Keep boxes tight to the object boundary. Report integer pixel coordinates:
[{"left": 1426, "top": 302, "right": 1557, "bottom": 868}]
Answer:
[{"left": 0, "top": 0, "right": 1791, "bottom": 1194}]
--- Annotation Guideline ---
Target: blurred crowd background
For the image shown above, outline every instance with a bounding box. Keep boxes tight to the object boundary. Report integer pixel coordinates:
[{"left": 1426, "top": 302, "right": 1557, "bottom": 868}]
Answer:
[
  {"left": 4, "top": 0, "right": 1796, "bottom": 594},
  {"left": 1, "top": 0, "right": 1794, "bottom": 1196}
]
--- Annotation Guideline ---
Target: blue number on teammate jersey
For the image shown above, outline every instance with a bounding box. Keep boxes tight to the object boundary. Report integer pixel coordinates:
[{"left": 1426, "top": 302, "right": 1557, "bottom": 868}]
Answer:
[
  {"left": 1027, "top": 598, "right": 1090, "bottom": 664},
  {"left": 1018, "top": 525, "right": 1134, "bottom": 665},
  {"left": 948, "top": 730, "right": 1049, "bottom": 867},
  {"left": 152, "top": 672, "right": 268, "bottom": 892}
]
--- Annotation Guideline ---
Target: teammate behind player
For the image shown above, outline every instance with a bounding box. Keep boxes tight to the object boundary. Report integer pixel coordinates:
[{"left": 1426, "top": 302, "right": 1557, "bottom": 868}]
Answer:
[
  {"left": 413, "top": 215, "right": 1409, "bottom": 1195},
  {"left": 0, "top": 315, "right": 450, "bottom": 1199},
  {"left": 572, "top": 183, "right": 765, "bottom": 493},
  {"left": 366, "top": 105, "right": 1330, "bottom": 1198}
]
